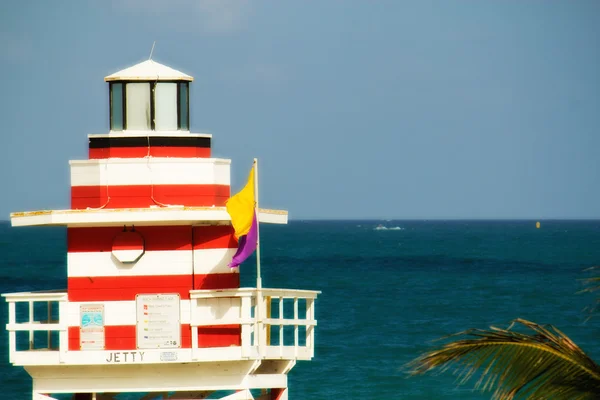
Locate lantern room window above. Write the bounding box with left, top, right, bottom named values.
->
left=126, top=83, right=151, bottom=130
left=110, top=83, right=124, bottom=131
left=178, top=82, right=189, bottom=130
left=155, top=83, right=177, bottom=131
left=110, top=81, right=190, bottom=132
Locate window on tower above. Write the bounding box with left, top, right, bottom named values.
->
left=154, top=83, right=177, bottom=131
left=178, top=82, right=189, bottom=130
left=109, top=81, right=190, bottom=132
left=110, top=83, right=124, bottom=131
left=126, top=83, right=151, bottom=130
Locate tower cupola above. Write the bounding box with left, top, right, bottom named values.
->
left=105, top=59, right=193, bottom=132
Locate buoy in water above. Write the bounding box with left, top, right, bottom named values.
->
left=536, top=221, right=541, bottom=229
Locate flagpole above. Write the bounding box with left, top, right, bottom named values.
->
left=253, top=158, right=261, bottom=290
left=253, top=158, right=265, bottom=356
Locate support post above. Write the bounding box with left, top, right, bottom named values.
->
left=8, top=301, right=16, bottom=363
left=306, top=298, right=315, bottom=358
left=279, top=297, right=284, bottom=357
left=293, top=298, right=298, bottom=358
left=47, top=301, right=52, bottom=349
left=58, top=301, right=68, bottom=363
left=191, top=325, right=199, bottom=360
left=241, top=295, right=252, bottom=357
left=29, top=300, right=34, bottom=349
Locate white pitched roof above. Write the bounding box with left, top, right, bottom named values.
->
left=104, top=60, right=193, bottom=82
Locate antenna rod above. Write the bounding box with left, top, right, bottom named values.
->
left=149, top=41, right=156, bottom=60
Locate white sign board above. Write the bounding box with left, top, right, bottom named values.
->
left=136, top=294, right=181, bottom=349
left=80, top=304, right=105, bottom=350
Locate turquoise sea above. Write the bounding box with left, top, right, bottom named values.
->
left=1, top=220, right=600, bottom=399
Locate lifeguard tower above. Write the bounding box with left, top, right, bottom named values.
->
left=3, top=59, right=319, bottom=400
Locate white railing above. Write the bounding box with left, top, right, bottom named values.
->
left=2, top=290, right=69, bottom=364
left=261, top=288, right=317, bottom=360
left=3, top=287, right=319, bottom=365
left=189, top=288, right=319, bottom=361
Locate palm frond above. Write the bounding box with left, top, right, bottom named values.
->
left=578, top=268, right=600, bottom=294
left=408, top=319, right=600, bottom=399
left=578, top=268, right=600, bottom=319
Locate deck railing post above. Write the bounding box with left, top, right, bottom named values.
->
left=8, top=301, right=16, bottom=363
left=265, top=296, right=271, bottom=346
left=259, top=294, right=268, bottom=357
left=293, top=297, right=299, bottom=358
left=191, top=325, right=199, bottom=360
left=58, top=300, right=68, bottom=363
left=241, top=296, right=252, bottom=357
left=278, top=296, right=284, bottom=357
left=47, top=301, right=52, bottom=349
left=251, top=296, right=258, bottom=348
left=28, top=301, right=34, bottom=350
left=306, top=298, right=315, bottom=358
left=190, top=298, right=198, bottom=360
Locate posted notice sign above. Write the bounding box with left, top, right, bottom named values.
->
left=80, top=304, right=105, bottom=350
left=136, top=294, right=181, bottom=349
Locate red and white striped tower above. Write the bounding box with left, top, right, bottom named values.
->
left=4, top=59, right=319, bottom=400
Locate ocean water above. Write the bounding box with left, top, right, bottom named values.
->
left=1, top=220, right=600, bottom=399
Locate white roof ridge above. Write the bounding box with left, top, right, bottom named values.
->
left=105, top=59, right=193, bottom=82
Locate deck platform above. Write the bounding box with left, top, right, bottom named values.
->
left=4, top=287, right=318, bottom=399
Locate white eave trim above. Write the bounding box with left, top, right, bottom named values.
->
left=89, top=132, right=213, bottom=139
left=10, top=207, right=288, bottom=227
left=105, top=75, right=193, bottom=82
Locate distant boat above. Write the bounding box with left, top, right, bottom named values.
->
left=374, top=224, right=404, bottom=231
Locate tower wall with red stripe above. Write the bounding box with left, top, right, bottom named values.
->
left=67, top=133, right=242, bottom=351
left=70, top=155, right=230, bottom=210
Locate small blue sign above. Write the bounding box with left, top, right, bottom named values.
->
left=81, top=313, right=92, bottom=327
left=81, top=308, right=104, bottom=327
left=93, top=313, right=103, bottom=325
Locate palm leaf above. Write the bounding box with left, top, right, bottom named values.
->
left=579, top=269, right=600, bottom=318
left=408, top=319, right=600, bottom=399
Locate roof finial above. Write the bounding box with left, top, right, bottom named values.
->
left=149, top=41, right=156, bottom=60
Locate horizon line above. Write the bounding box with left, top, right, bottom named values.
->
left=2, top=217, right=600, bottom=224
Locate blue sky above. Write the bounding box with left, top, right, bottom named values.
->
left=1, top=1, right=598, bottom=219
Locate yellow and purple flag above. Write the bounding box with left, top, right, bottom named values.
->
left=226, top=166, right=258, bottom=268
